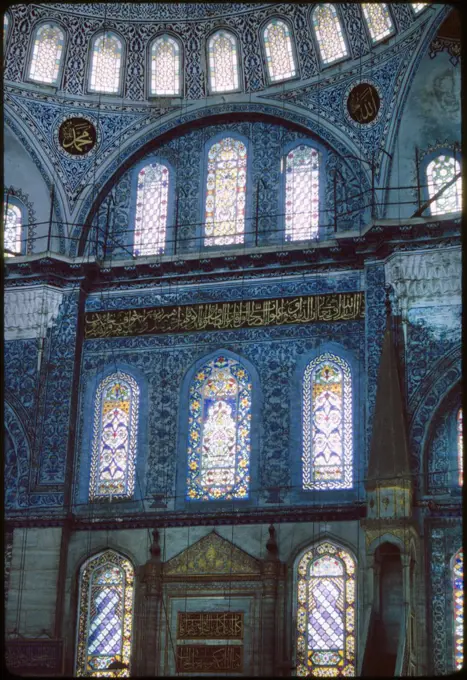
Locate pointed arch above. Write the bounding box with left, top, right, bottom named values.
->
left=149, top=34, right=182, bottom=96
left=311, top=4, right=348, bottom=66
left=88, top=31, right=123, bottom=94
left=451, top=548, right=463, bottom=671
left=284, top=142, right=320, bottom=241
left=263, top=18, right=297, bottom=82
left=27, top=22, right=65, bottom=85
left=426, top=154, right=462, bottom=215
left=207, top=30, right=240, bottom=93
left=133, top=161, right=170, bottom=256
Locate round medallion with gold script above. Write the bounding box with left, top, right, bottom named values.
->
left=347, top=83, right=380, bottom=125
left=58, top=117, right=97, bottom=156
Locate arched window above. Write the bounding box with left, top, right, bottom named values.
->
left=458, top=408, right=463, bottom=487
left=186, top=355, right=252, bottom=501
left=284, top=144, right=320, bottom=241
left=208, top=30, right=239, bottom=93
left=302, top=353, right=353, bottom=490
left=4, top=13, right=9, bottom=43
left=452, top=548, right=463, bottom=671
left=150, top=35, right=181, bottom=96
left=412, top=3, right=428, bottom=14
left=204, top=137, right=247, bottom=246
left=426, top=154, right=462, bottom=215
left=28, top=23, right=65, bottom=85
left=362, top=4, right=394, bottom=43
left=75, top=550, right=134, bottom=677
left=89, top=373, right=139, bottom=501
left=311, top=4, right=348, bottom=65
left=133, top=162, right=170, bottom=256
left=3, top=201, right=23, bottom=256
left=263, top=19, right=297, bottom=82
left=296, top=541, right=356, bottom=676
left=89, top=32, right=123, bottom=94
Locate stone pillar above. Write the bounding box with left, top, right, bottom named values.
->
left=259, top=525, right=280, bottom=676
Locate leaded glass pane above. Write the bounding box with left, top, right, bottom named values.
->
left=186, top=355, right=251, bottom=501
left=89, top=32, right=122, bottom=94
left=204, top=137, right=247, bottom=246
left=75, top=550, right=134, bottom=677
left=133, top=163, right=169, bottom=256
left=302, top=353, right=353, bottom=490
left=150, top=35, right=181, bottom=96
left=208, top=31, right=239, bottom=93
left=4, top=203, right=22, bottom=256
left=427, top=155, right=462, bottom=215
left=458, top=408, right=463, bottom=487
left=297, top=543, right=356, bottom=677
left=362, top=4, right=394, bottom=43
left=285, top=144, right=319, bottom=241
left=312, top=5, right=348, bottom=65
left=263, top=19, right=296, bottom=82
left=89, top=373, right=139, bottom=501
left=412, top=3, right=427, bottom=14
left=453, top=549, right=463, bottom=671
left=28, top=23, right=64, bottom=85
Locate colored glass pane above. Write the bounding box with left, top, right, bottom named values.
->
left=303, top=353, right=352, bottom=490
left=186, top=355, right=251, bottom=501
left=458, top=408, right=463, bottom=487
left=285, top=144, right=320, bottom=241
left=4, top=14, right=9, bottom=42
left=150, top=35, right=181, bottom=96
left=362, top=4, right=394, bottom=43
left=427, top=155, right=462, bottom=215
left=208, top=31, right=239, bottom=93
left=204, top=137, right=247, bottom=246
left=453, top=549, right=463, bottom=671
left=89, top=373, right=139, bottom=501
left=75, top=550, right=134, bottom=677
left=89, top=33, right=122, bottom=94
left=4, top=203, right=22, bottom=256
left=263, top=19, right=296, bottom=82
left=133, top=163, right=169, bottom=256
left=297, top=542, right=356, bottom=677
left=312, top=5, right=348, bottom=65
left=28, top=23, right=64, bottom=85
left=412, top=3, right=427, bottom=14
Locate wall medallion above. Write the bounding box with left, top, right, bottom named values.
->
left=347, top=83, right=381, bottom=124
left=58, top=117, right=97, bottom=156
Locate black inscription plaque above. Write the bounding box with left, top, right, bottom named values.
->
left=347, top=83, right=380, bottom=124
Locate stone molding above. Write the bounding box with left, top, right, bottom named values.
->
left=4, top=285, right=64, bottom=340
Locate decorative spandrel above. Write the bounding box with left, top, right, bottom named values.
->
left=89, top=373, right=139, bottom=501
left=177, top=612, right=243, bottom=640
left=186, top=356, right=251, bottom=500
left=151, top=35, right=181, bottom=96
left=285, top=145, right=319, bottom=241
left=312, top=5, right=348, bottom=65
left=427, top=155, right=462, bottom=215
left=133, top=163, right=169, bottom=256
left=453, top=548, right=463, bottom=671
left=208, top=31, right=239, bottom=93
left=362, top=4, right=394, bottom=43
left=4, top=203, right=22, bottom=256
left=302, top=353, right=353, bottom=490
left=28, top=23, right=64, bottom=85
left=204, top=137, right=247, bottom=246
left=75, top=551, right=134, bottom=677
left=263, top=19, right=296, bottom=82
left=89, top=32, right=122, bottom=94
left=296, top=542, right=356, bottom=677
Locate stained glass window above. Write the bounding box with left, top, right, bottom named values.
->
left=263, top=19, right=297, bottom=82
left=312, top=5, right=348, bottom=65
left=285, top=144, right=320, bottom=241
left=186, top=355, right=252, bottom=501
left=362, top=4, right=394, bottom=43
left=458, top=408, right=463, bottom=487
left=133, top=163, right=170, bottom=256
left=303, top=353, right=353, bottom=490
left=28, top=23, right=65, bottom=85
left=427, top=155, right=462, bottom=215
left=4, top=13, right=9, bottom=43
left=204, top=137, right=247, bottom=246
left=4, top=203, right=22, bottom=256
left=208, top=31, right=239, bottom=93
left=75, top=550, right=134, bottom=677
left=89, top=32, right=123, bottom=94
left=150, top=35, right=181, bottom=96
left=453, top=548, right=463, bottom=671
left=412, top=3, right=428, bottom=14
left=297, top=541, right=356, bottom=677
left=89, top=373, right=139, bottom=501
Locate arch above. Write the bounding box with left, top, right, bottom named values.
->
left=207, top=29, right=241, bottom=94
left=4, top=400, right=31, bottom=509
left=132, top=160, right=172, bottom=256
left=311, top=4, right=348, bottom=66
left=425, top=153, right=462, bottom=216
left=74, top=549, right=135, bottom=677
left=451, top=547, right=463, bottom=671
left=283, top=141, right=320, bottom=241
left=88, top=31, right=124, bottom=94
left=27, top=21, right=65, bottom=85
left=149, top=33, right=182, bottom=96
left=425, top=383, right=462, bottom=494
left=362, top=3, right=394, bottom=44
left=262, top=17, right=297, bottom=83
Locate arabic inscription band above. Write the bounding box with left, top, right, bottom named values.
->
left=347, top=82, right=381, bottom=124
left=58, top=117, right=97, bottom=155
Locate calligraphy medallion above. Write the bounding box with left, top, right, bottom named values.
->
left=346, top=82, right=381, bottom=125
left=57, top=117, right=97, bottom=156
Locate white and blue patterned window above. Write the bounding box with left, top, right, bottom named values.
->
left=88, top=31, right=123, bottom=94
left=133, top=162, right=170, bottom=256
left=412, top=3, right=428, bottom=14
left=302, top=353, right=353, bottom=490
left=89, top=372, right=139, bottom=501
left=4, top=12, right=9, bottom=45
left=362, top=4, right=394, bottom=44
left=207, top=30, right=240, bottom=93
left=311, top=4, right=348, bottom=66
left=75, top=550, right=134, bottom=677
left=263, top=18, right=297, bottom=82
left=28, top=22, right=65, bottom=85
left=452, top=547, right=463, bottom=671
left=150, top=34, right=181, bottom=96
left=426, top=154, right=462, bottom=215
left=3, top=198, right=25, bottom=256
left=284, top=144, right=320, bottom=241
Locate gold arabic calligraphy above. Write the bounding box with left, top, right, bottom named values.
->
left=59, top=119, right=96, bottom=154
left=176, top=645, right=243, bottom=673
left=348, top=84, right=380, bottom=124
left=177, top=612, right=243, bottom=640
